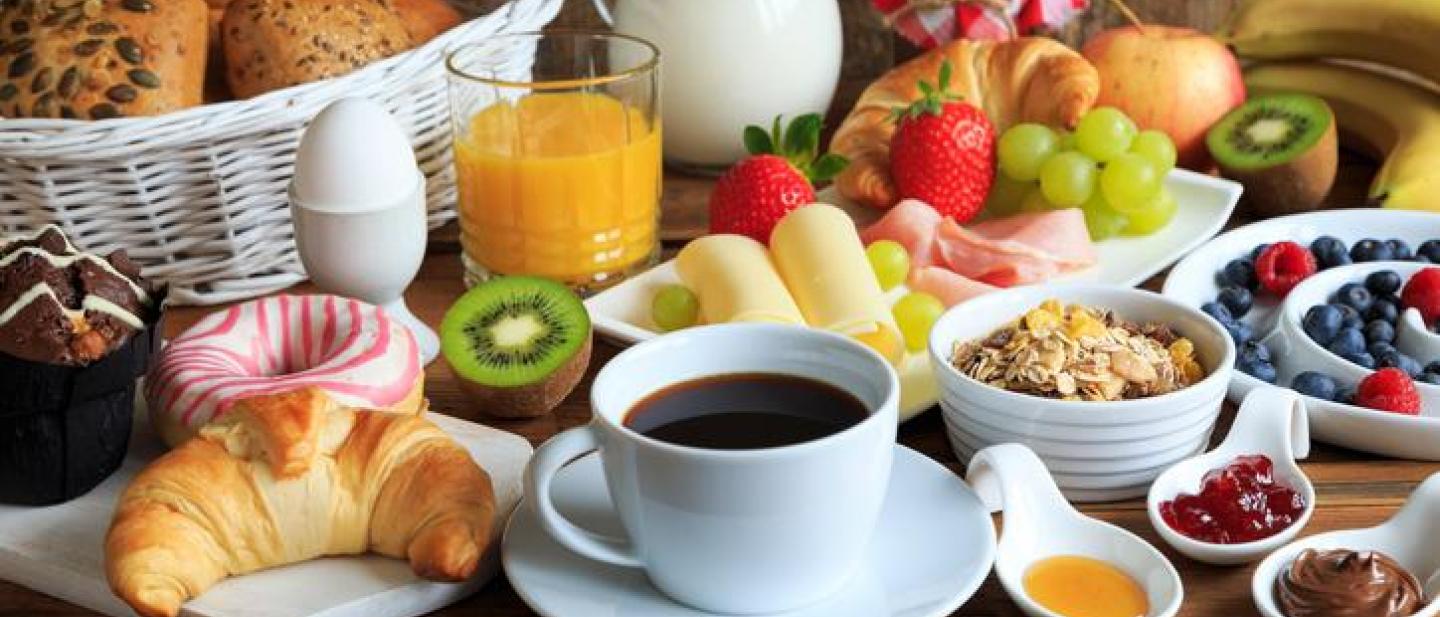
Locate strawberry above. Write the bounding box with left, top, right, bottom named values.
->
left=1401, top=267, right=1440, bottom=325
left=709, top=114, right=848, bottom=244
left=888, top=60, right=995, bottom=223
left=1354, top=367, right=1421, bottom=415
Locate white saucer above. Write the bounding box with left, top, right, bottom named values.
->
left=502, top=445, right=997, bottom=617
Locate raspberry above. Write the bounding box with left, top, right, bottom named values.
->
left=1254, top=241, right=1317, bottom=297
left=1354, top=367, right=1421, bottom=415
left=1400, top=267, right=1440, bottom=325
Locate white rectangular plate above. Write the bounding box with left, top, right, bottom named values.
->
left=589, top=168, right=1241, bottom=345
left=0, top=408, right=532, bottom=617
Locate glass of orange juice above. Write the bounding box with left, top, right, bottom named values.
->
left=446, top=32, right=661, bottom=293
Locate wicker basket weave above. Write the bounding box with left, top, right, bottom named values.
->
left=0, top=0, right=562, bottom=306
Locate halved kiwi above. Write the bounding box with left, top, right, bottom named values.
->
left=1207, top=93, right=1337, bottom=217
left=441, top=276, right=592, bottom=418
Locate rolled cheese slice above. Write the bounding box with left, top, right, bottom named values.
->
left=770, top=204, right=904, bottom=365
left=675, top=234, right=804, bottom=325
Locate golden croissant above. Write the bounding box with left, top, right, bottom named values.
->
left=105, top=388, right=496, bottom=617
left=831, top=36, right=1100, bottom=210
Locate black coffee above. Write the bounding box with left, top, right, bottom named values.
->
left=624, top=373, right=869, bottom=450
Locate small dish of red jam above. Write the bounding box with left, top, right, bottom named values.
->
left=1159, top=454, right=1306, bottom=544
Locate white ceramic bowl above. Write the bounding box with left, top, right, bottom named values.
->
left=930, top=284, right=1235, bottom=501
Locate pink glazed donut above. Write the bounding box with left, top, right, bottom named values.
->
left=146, top=294, right=423, bottom=446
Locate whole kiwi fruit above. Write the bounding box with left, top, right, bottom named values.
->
left=1206, top=93, right=1338, bottom=217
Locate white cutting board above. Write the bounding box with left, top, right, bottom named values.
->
left=0, top=405, right=533, bottom=617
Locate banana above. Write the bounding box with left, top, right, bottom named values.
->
left=1221, top=0, right=1440, bottom=87
left=1243, top=62, right=1440, bottom=212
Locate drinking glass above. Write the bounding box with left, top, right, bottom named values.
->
left=447, top=32, right=661, bottom=293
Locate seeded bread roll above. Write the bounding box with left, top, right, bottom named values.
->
left=0, top=0, right=208, bottom=120
left=221, top=0, right=414, bottom=99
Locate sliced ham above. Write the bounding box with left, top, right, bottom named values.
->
left=934, top=208, right=1097, bottom=287
left=908, top=267, right=999, bottom=307
left=859, top=199, right=944, bottom=268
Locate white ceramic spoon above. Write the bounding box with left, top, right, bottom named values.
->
left=1396, top=306, right=1440, bottom=367
left=1147, top=386, right=1315, bottom=565
left=1252, top=472, right=1440, bottom=617
left=966, top=443, right=1184, bottom=617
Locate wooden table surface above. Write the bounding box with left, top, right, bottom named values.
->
left=3, top=158, right=1434, bottom=617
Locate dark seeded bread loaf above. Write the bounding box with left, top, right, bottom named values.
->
left=0, top=0, right=208, bottom=119
left=221, top=0, right=414, bottom=99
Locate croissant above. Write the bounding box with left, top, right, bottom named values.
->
left=105, top=388, right=496, bottom=617
left=832, top=37, right=1100, bottom=210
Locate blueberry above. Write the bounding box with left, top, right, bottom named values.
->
left=1310, top=236, right=1352, bottom=269
left=1336, top=386, right=1356, bottom=404
left=1220, top=258, right=1259, bottom=291
left=1427, top=360, right=1440, bottom=375
left=1303, top=304, right=1344, bottom=345
left=1377, top=350, right=1424, bottom=377
left=1369, top=342, right=1397, bottom=360
left=1201, top=301, right=1234, bottom=325
left=1421, top=372, right=1440, bottom=386
left=1388, top=239, right=1414, bottom=261
left=1367, top=298, right=1400, bottom=324
left=1336, top=304, right=1365, bottom=329
left=1419, top=239, right=1440, bottom=263
left=1418, top=254, right=1435, bottom=264
left=1227, top=320, right=1255, bottom=345
left=1238, top=357, right=1277, bottom=383
left=1327, top=327, right=1366, bottom=357
left=1336, top=283, right=1373, bottom=314
left=1365, top=319, right=1396, bottom=344
left=1240, top=340, right=1272, bottom=364
left=1366, top=270, right=1403, bottom=295
left=1249, top=244, right=1271, bottom=262
left=1291, top=371, right=1339, bottom=401
left=1351, top=238, right=1395, bottom=262
left=1341, top=351, right=1377, bottom=369
left=1217, top=286, right=1253, bottom=319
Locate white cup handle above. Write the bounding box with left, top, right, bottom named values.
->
left=524, top=425, right=642, bottom=567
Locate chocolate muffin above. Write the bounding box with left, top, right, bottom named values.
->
left=0, top=225, right=164, bottom=506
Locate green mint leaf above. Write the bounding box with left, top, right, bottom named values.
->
left=743, top=125, right=774, bottom=155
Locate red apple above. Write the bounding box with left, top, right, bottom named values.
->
left=1082, top=25, right=1245, bottom=170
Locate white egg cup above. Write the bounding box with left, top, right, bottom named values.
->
left=288, top=98, right=439, bottom=365
left=1251, top=472, right=1440, bottom=617
left=966, top=443, right=1184, bottom=617
left=1267, top=261, right=1440, bottom=460
left=1148, top=386, right=1315, bottom=565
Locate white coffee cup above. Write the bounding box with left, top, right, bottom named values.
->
left=524, top=323, right=899, bottom=614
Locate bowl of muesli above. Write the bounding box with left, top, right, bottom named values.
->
left=929, top=285, right=1235, bottom=501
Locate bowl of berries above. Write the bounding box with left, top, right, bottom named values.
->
left=1162, top=209, right=1440, bottom=459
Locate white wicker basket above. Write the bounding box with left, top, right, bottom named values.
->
left=0, top=0, right=562, bottom=306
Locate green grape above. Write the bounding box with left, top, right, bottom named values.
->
left=651, top=284, right=699, bottom=332
left=1075, top=106, right=1136, bottom=162
left=1130, top=129, right=1177, bottom=173
left=1038, top=151, right=1097, bottom=208
left=893, top=292, right=945, bottom=352
left=1080, top=191, right=1128, bottom=241
left=1100, top=152, right=1163, bottom=214
left=1057, top=130, right=1076, bottom=152
left=865, top=240, right=911, bottom=291
left=984, top=174, right=1034, bottom=217
left=1122, top=187, right=1178, bottom=236
left=1019, top=187, right=1054, bottom=213
left=998, top=123, right=1059, bottom=182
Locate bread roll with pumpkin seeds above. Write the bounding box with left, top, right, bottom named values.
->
left=0, top=0, right=208, bottom=119
left=220, top=0, right=414, bottom=99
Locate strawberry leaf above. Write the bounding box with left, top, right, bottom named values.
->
left=809, top=153, right=849, bottom=184
left=783, top=113, right=823, bottom=161
left=744, top=125, right=774, bottom=155
left=891, top=59, right=960, bottom=123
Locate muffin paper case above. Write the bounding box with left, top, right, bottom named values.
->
left=0, top=299, right=165, bottom=506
